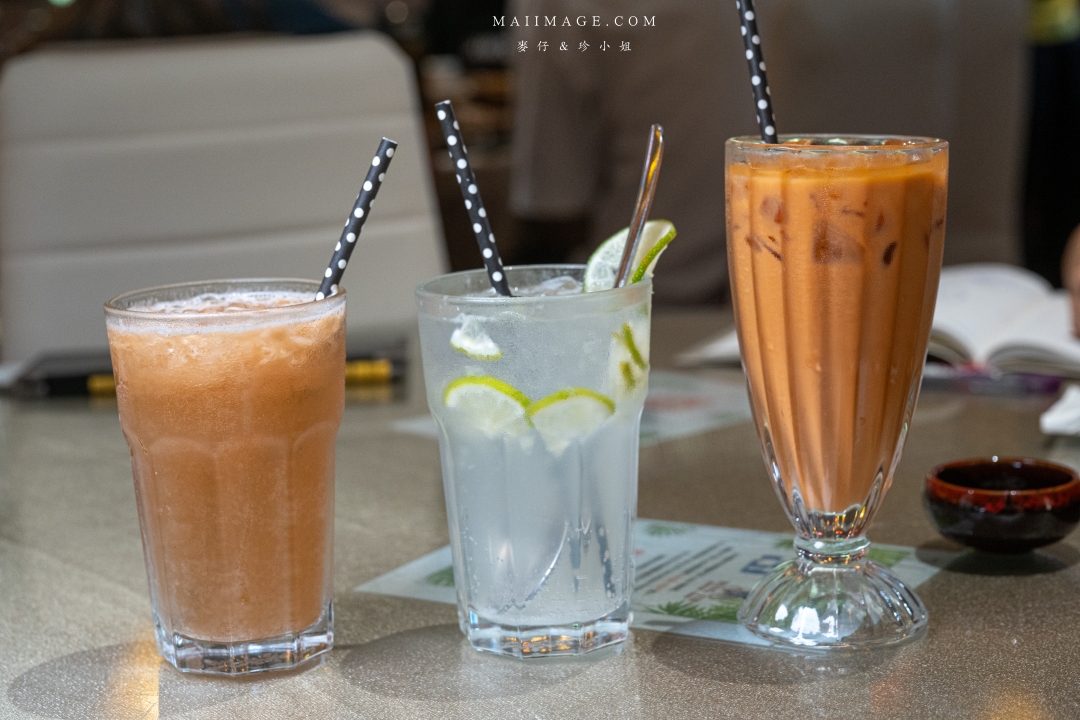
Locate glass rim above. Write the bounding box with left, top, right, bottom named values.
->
left=927, top=457, right=1080, bottom=498
left=103, top=277, right=343, bottom=321
left=727, top=134, right=947, bottom=152
left=415, top=264, right=651, bottom=305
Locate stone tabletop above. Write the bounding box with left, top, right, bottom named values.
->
left=2, top=309, right=1078, bottom=719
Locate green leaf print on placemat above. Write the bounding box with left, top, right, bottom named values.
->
left=867, top=547, right=910, bottom=568
left=644, top=599, right=744, bottom=624
left=643, top=523, right=691, bottom=537
left=769, top=537, right=911, bottom=568
left=425, top=566, right=455, bottom=587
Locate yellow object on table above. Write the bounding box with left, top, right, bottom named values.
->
left=87, top=374, right=116, bottom=397
left=345, top=358, right=394, bottom=385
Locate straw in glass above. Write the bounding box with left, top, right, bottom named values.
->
left=615, top=124, right=664, bottom=288
left=736, top=0, right=778, bottom=143
left=317, top=137, right=398, bottom=300
left=434, top=100, right=513, bottom=297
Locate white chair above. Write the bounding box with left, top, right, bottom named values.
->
left=0, top=31, right=446, bottom=364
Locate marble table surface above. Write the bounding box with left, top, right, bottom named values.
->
left=2, top=309, right=1078, bottom=719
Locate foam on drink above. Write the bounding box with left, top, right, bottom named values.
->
left=129, top=290, right=316, bottom=315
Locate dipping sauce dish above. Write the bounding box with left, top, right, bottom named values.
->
left=924, top=457, right=1080, bottom=554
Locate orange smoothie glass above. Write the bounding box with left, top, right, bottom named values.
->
left=727, top=136, right=947, bottom=648
left=105, top=279, right=345, bottom=674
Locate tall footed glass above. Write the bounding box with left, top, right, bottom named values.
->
left=727, top=135, right=947, bottom=648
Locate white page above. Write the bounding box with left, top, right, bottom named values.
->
left=986, top=291, right=1080, bottom=371
left=933, top=263, right=1052, bottom=361
left=675, top=328, right=741, bottom=366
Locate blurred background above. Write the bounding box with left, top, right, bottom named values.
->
left=0, top=0, right=1073, bottom=365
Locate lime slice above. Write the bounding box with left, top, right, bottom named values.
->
left=618, top=321, right=649, bottom=370
left=583, top=220, right=677, bottom=293
left=443, top=376, right=530, bottom=436
left=450, top=316, right=502, bottom=361
left=610, top=321, right=650, bottom=399
left=526, top=387, right=615, bottom=455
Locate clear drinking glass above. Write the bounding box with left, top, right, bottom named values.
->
left=727, top=136, right=948, bottom=647
left=416, top=265, right=651, bottom=658
left=105, top=279, right=345, bottom=674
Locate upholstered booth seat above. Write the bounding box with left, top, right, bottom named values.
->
left=0, top=32, right=446, bottom=364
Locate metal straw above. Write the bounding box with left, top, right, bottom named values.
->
left=317, top=137, right=398, bottom=300
left=434, top=100, right=513, bottom=297
left=736, top=0, right=778, bottom=143
left=615, top=124, right=665, bottom=288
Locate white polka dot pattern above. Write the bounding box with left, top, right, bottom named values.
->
left=318, top=136, right=398, bottom=299
left=434, top=99, right=512, bottom=297
left=736, top=0, right=778, bottom=143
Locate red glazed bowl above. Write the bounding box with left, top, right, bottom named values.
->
left=924, top=457, right=1080, bottom=553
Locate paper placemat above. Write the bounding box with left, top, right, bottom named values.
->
left=356, top=519, right=942, bottom=646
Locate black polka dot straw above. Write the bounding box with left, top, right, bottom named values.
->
left=736, top=0, right=778, bottom=143
left=434, top=100, right=513, bottom=297
left=317, top=137, right=398, bottom=300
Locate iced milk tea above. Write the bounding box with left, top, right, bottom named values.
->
left=727, top=135, right=947, bottom=648
left=728, top=136, right=947, bottom=523
left=105, top=279, right=345, bottom=674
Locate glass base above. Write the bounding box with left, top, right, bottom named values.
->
left=464, top=606, right=630, bottom=659
left=154, top=603, right=333, bottom=675
left=738, top=538, right=927, bottom=649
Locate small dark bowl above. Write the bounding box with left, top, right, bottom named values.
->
left=924, top=457, right=1080, bottom=553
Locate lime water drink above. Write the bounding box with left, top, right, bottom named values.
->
left=416, top=265, right=652, bottom=657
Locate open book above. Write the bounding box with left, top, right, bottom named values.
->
left=678, top=263, right=1080, bottom=378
